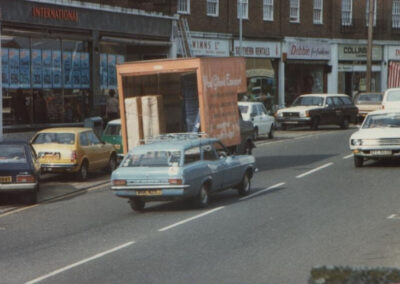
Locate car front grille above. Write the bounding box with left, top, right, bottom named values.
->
left=362, top=138, right=400, bottom=146
left=283, top=112, right=300, bottom=118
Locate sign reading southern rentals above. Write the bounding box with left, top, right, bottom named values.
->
left=233, top=40, right=280, bottom=58
left=339, top=44, right=383, bottom=61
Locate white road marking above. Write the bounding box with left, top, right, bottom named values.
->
left=0, top=204, right=39, bottom=218
left=343, top=154, right=354, bottom=159
left=387, top=214, right=398, bottom=219
left=25, top=241, right=135, bottom=284
left=296, top=162, right=334, bottom=179
left=158, top=206, right=224, bottom=232
left=240, top=182, right=286, bottom=201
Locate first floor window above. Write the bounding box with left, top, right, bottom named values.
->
left=207, top=0, right=219, bottom=16
left=263, top=0, right=274, bottom=21
left=365, top=0, right=377, bottom=27
left=290, top=0, right=300, bottom=23
left=393, top=0, right=400, bottom=28
left=313, top=0, right=323, bottom=24
left=237, top=0, right=248, bottom=19
left=178, top=0, right=190, bottom=14
left=342, top=0, right=353, bottom=26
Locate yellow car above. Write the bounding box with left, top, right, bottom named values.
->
left=31, top=128, right=117, bottom=180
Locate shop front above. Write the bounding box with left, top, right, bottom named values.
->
left=284, top=40, right=331, bottom=106
left=233, top=40, right=280, bottom=112
left=179, top=33, right=230, bottom=58
left=0, top=0, right=175, bottom=129
left=337, top=44, right=383, bottom=97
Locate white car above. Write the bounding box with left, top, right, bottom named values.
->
left=382, top=88, right=400, bottom=111
left=349, top=110, right=400, bottom=167
left=238, top=102, right=275, bottom=140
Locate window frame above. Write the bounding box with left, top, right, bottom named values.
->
left=365, top=0, right=377, bottom=27
left=207, top=0, right=219, bottom=17
left=341, top=0, right=353, bottom=26
left=313, top=0, right=323, bottom=24
left=263, top=0, right=274, bottom=21
left=290, top=0, right=300, bottom=23
left=393, top=0, right=400, bottom=28
left=237, top=0, right=249, bottom=20
left=177, top=0, right=190, bottom=14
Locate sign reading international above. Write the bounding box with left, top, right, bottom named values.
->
left=287, top=41, right=331, bottom=60
left=338, top=44, right=383, bottom=61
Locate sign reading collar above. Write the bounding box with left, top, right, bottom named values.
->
left=338, top=44, right=382, bottom=61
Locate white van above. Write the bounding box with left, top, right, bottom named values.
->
left=382, top=88, right=400, bottom=110
left=238, top=102, right=275, bottom=140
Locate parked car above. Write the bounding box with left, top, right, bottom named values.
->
left=276, top=94, right=358, bottom=130
left=382, top=88, right=400, bottom=111
left=238, top=101, right=275, bottom=139
left=111, top=134, right=257, bottom=212
left=353, top=92, right=383, bottom=123
left=350, top=110, right=400, bottom=167
left=31, top=128, right=117, bottom=180
left=101, top=119, right=124, bottom=161
left=0, top=141, right=40, bottom=204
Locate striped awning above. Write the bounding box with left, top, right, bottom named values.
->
left=388, top=61, right=400, bottom=88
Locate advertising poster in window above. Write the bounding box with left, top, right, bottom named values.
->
left=52, top=50, right=62, bottom=88
left=19, top=49, right=31, bottom=89
left=32, top=49, right=42, bottom=88
left=9, top=48, right=19, bottom=89
left=100, top=53, right=107, bottom=89
left=2, top=48, right=9, bottom=88
left=80, top=52, right=90, bottom=89
left=42, top=50, right=52, bottom=89
left=63, top=51, right=72, bottom=88
left=107, top=54, right=116, bottom=88
left=72, top=52, right=81, bottom=88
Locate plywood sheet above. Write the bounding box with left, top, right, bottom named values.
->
left=125, top=97, right=143, bottom=149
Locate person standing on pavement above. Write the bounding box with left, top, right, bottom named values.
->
left=105, top=89, right=119, bottom=121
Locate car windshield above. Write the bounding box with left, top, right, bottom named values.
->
left=0, top=145, right=27, bottom=163
left=239, top=105, right=249, bottom=114
left=33, top=133, right=75, bottom=144
left=355, top=93, right=383, bottom=105
left=292, top=96, right=324, bottom=106
left=386, top=90, right=400, bottom=102
left=362, top=113, right=400, bottom=128
left=121, top=150, right=182, bottom=167
left=104, top=124, right=121, bottom=136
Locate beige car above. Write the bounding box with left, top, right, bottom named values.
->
left=354, top=92, right=383, bottom=123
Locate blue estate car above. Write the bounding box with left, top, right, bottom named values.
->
left=111, top=134, right=257, bottom=212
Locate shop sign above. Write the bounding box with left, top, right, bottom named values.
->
left=233, top=40, right=280, bottom=58
left=32, top=6, right=78, bottom=22
left=388, top=46, right=400, bottom=60
left=190, top=38, right=230, bottom=57
left=287, top=41, right=331, bottom=60
left=339, top=44, right=382, bottom=61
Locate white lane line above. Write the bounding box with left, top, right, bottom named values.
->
left=387, top=214, right=398, bottom=220
left=158, top=206, right=224, bottom=232
left=296, top=162, right=334, bottom=179
left=25, top=241, right=135, bottom=284
left=240, top=182, right=286, bottom=201
left=343, top=154, right=354, bottom=159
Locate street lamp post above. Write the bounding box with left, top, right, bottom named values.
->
left=366, top=0, right=374, bottom=92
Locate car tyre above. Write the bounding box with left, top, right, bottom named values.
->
left=354, top=155, right=364, bottom=168
left=76, top=160, right=88, bottom=181
left=341, top=117, right=350, bottom=129
left=237, top=172, right=251, bottom=196
left=129, top=198, right=145, bottom=212
left=106, top=154, right=117, bottom=173
left=194, top=184, right=209, bottom=208
left=268, top=125, right=274, bottom=139
left=311, top=117, right=320, bottom=130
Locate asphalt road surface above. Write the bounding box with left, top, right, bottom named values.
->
left=2, top=127, right=400, bottom=284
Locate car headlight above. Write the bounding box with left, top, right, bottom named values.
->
left=351, top=139, right=363, bottom=146
left=299, top=111, right=309, bottom=118
left=276, top=112, right=283, bottom=118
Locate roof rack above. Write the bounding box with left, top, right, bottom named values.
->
left=142, top=132, right=208, bottom=144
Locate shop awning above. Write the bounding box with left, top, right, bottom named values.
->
left=388, top=61, right=400, bottom=88
left=101, top=36, right=171, bottom=47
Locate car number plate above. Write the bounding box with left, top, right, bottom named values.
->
left=136, top=189, right=162, bottom=196
left=371, top=150, right=392, bottom=156
left=0, top=176, right=12, bottom=183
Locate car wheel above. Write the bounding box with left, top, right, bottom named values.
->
left=341, top=117, right=350, bottom=129
left=106, top=154, right=117, bottom=173
left=237, top=172, right=251, bottom=196
left=194, top=184, right=209, bottom=208
left=253, top=128, right=259, bottom=140
left=354, top=155, right=364, bottom=168
left=268, top=125, right=274, bottom=139
left=311, top=117, right=320, bottom=130
left=129, top=198, right=145, bottom=212
left=76, top=160, right=88, bottom=181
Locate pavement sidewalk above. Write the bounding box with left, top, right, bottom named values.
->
left=3, top=131, right=36, bottom=142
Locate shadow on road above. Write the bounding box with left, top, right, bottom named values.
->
left=256, top=154, right=337, bottom=171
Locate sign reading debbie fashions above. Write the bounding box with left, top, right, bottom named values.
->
left=339, top=44, right=382, bottom=61
left=287, top=41, right=331, bottom=60
left=32, top=6, right=78, bottom=22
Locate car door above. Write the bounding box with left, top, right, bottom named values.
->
left=332, top=96, right=345, bottom=123
left=79, top=131, right=96, bottom=168
left=201, top=143, right=224, bottom=191
left=259, top=104, right=274, bottom=133
left=323, top=97, right=337, bottom=124
left=87, top=131, right=107, bottom=169
left=214, top=141, right=242, bottom=189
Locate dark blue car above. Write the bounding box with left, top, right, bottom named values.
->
left=0, top=141, right=41, bottom=204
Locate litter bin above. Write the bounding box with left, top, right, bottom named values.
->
left=84, top=116, right=103, bottom=138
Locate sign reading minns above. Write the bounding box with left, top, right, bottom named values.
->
left=32, top=6, right=78, bottom=22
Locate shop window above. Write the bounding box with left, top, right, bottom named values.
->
left=393, top=0, right=400, bottom=28
left=178, top=0, right=190, bottom=14
left=365, top=0, right=377, bottom=27
left=290, top=0, right=300, bottom=23
left=341, top=0, right=353, bottom=26
left=313, top=0, right=323, bottom=24
left=237, top=0, right=249, bottom=20
left=263, top=0, right=274, bottom=21
left=207, top=0, right=219, bottom=17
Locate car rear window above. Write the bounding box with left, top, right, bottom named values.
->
left=0, top=145, right=27, bottom=163
left=33, top=133, right=75, bottom=145
left=121, top=150, right=181, bottom=167
left=239, top=105, right=249, bottom=114
left=355, top=93, right=382, bottom=105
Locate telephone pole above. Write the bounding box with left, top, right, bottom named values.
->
left=366, top=0, right=374, bottom=92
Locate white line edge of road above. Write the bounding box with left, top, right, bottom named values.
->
left=343, top=154, right=354, bottom=159
left=158, top=206, right=225, bottom=232
left=296, top=162, right=334, bottom=179
left=25, top=241, right=135, bottom=284
left=240, top=182, right=286, bottom=201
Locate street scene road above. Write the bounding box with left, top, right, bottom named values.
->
left=1, top=127, right=400, bottom=284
